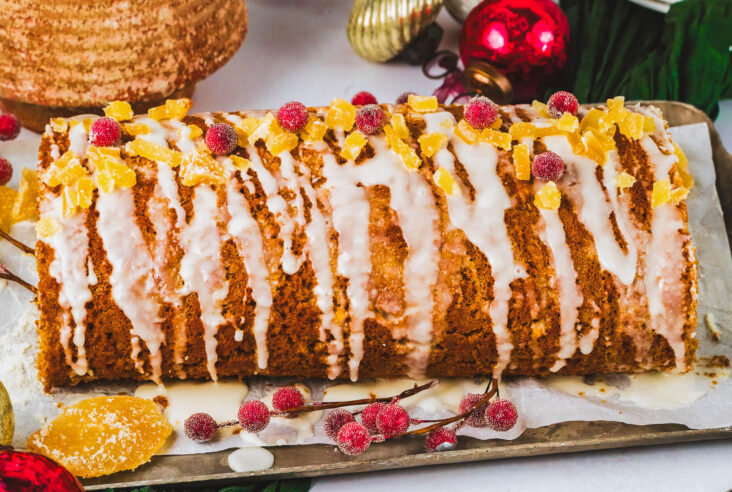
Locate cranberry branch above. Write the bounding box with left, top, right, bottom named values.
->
left=0, top=229, right=34, bottom=255
left=0, top=264, right=37, bottom=294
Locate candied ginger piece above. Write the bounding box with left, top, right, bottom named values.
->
left=57, top=161, right=87, bottom=186
left=508, top=121, right=536, bottom=140
left=82, top=118, right=93, bottom=133
left=342, top=131, right=368, bottom=160
left=480, top=128, right=512, bottom=150
left=554, top=113, right=579, bottom=132
left=672, top=142, right=694, bottom=189
left=27, top=396, right=172, bottom=479
left=606, top=96, right=625, bottom=120
left=455, top=119, right=480, bottom=144
left=238, top=116, right=262, bottom=136
left=325, top=98, right=356, bottom=131
left=651, top=179, right=671, bottom=207
left=390, top=113, right=410, bottom=140
left=617, top=111, right=645, bottom=140
left=616, top=171, right=636, bottom=190
left=124, top=122, right=150, bottom=136
left=491, top=117, right=503, bottom=130
left=185, top=124, right=203, bottom=140
left=75, top=177, right=94, bottom=209
left=534, top=181, right=561, bottom=210
left=532, top=100, right=551, bottom=118
left=248, top=112, right=276, bottom=143
left=391, top=138, right=420, bottom=170
left=148, top=98, right=192, bottom=121
left=44, top=151, right=78, bottom=187
left=91, top=146, right=136, bottom=193
left=36, top=216, right=61, bottom=238
left=670, top=187, right=689, bottom=204
left=301, top=116, right=327, bottom=143
left=643, top=115, right=656, bottom=133
left=266, top=128, right=299, bottom=156
left=407, top=94, right=438, bottom=113
left=127, top=138, right=182, bottom=167
left=418, top=132, right=448, bottom=157
left=12, top=168, right=39, bottom=223
left=512, top=144, right=531, bottom=180
left=230, top=155, right=250, bottom=171
left=433, top=166, right=460, bottom=195
left=440, top=118, right=455, bottom=129
left=104, top=101, right=134, bottom=122
left=0, top=186, right=18, bottom=232
left=180, top=147, right=225, bottom=186
left=50, top=118, right=68, bottom=133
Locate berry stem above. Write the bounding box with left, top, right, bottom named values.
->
left=0, top=264, right=37, bottom=294
left=0, top=229, right=35, bottom=255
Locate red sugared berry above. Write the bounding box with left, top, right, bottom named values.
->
left=0, top=450, right=84, bottom=491
left=547, top=91, right=579, bottom=119
left=531, top=151, right=565, bottom=182
left=205, top=123, right=238, bottom=155
left=277, top=101, right=309, bottom=133
left=0, top=113, right=20, bottom=141
left=463, top=96, right=498, bottom=129
left=355, top=104, right=386, bottom=135
left=323, top=408, right=356, bottom=442
left=0, top=157, right=12, bottom=186
left=238, top=400, right=271, bottom=433
left=89, top=117, right=121, bottom=147
left=375, top=403, right=410, bottom=437
left=272, top=386, right=305, bottom=412
left=184, top=412, right=218, bottom=442
left=485, top=399, right=518, bottom=432
left=424, top=427, right=458, bottom=453
left=396, top=92, right=414, bottom=105
left=351, top=91, right=378, bottom=106
left=336, top=422, right=372, bottom=455
left=459, top=393, right=488, bottom=428
left=360, top=402, right=385, bottom=434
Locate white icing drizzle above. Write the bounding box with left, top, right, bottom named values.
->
left=96, top=187, right=164, bottom=381
left=177, top=185, right=230, bottom=380
left=543, top=135, right=637, bottom=285
left=68, top=118, right=92, bottom=157
left=424, top=112, right=525, bottom=379
left=136, top=117, right=171, bottom=148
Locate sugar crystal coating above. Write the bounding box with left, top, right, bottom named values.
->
left=547, top=91, right=579, bottom=118
left=375, top=403, right=410, bottom=437
left=336, top=422, right=371, bottom=455
left=0, top=114, right=20, bottom=141
left=205, top=123, right=238, bottom=155
left=277, top=101, right=309, bottom=133
left=459, top=393, right=488, bottom=427
left=351, top=91, right=378, bottom=106
left=184, top=412, right=218, bottom=442
left=355, top=104, right=386, bottom=135
left=272, top=386, right=305, bottom=412
left=0, top=157, right=11, bottom=186
left=484, top=399, right=518, bottom=432
left=360, top=402, right=385, bottom=434
left=424, top=427, right=457, bottom=453
left=238, top=400, right=271, bottom=433
left=464, top=96, right=498, bottom=129
left=89, top=117, right=122, bottom=147
left=532, top=152, right=565, bottom=182
left=323, top=408, right=356, bottom=441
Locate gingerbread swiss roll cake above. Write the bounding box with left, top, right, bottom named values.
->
left=34, top=96, right=698, bottom=390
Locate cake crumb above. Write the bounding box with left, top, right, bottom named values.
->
left=152, top=395, right=169, bottom=410
left=705, top=312, right=721, bottom=341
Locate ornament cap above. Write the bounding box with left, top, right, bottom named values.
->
left=462, top=61, right=514, bottom=105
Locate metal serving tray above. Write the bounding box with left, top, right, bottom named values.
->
left=83, top=101, right=732, bottom=490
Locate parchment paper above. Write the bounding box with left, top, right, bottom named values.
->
left=1, top=122, right=730, bottom=455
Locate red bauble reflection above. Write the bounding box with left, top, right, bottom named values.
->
left=0, top=450, right=83, bottom=492
left=459, top=0, right=570, bottom=101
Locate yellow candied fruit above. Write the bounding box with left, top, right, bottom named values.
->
left=230, top=155, right=250, bottom=171
left=237, top=116, right=262, bottom=136
left=617, top=111, right=645, bottom=140
left=57, top=162, right=88, bottom=186
left=672, top=142, right=694, bottom=189
left=342, top=131, right=368, bottom=161
left=27, top=396, right=172, bottom=479
left=407, top=94, right=439, bottom=113
left=186, top=124, right=203, bottom=140
left=580, top=108, right=614, bottom=134
left=179, top=147, right=225, bottom=186
left=391, top=138, right=421, bottom=170
left=440, top=118, right=455, bottom=129
left=616, top=171, right=636, bottom=190
left=508, top=121, right=537, bottom=140
left=265, top=127, right=299, bottom=156
left=390, top=113, right=410, bottom=140
left=480, top=128, right=512, bottom=150
left=90, top=147, right=136, bottom=194
left=670, top=187, right=689, bottom=204
left=581, top=130, right=611, bottom=164
left=0, top=186, right=18, bottom=232
left=50, top=118, right=68, bottom=133
left=148, top=98, right=192, bottom=121
left=104, top=101, right=134, bottom=122
left=433, top=166, right=460, bottom=195
left=127, top=138, right=182, bottom=167
left=123, top=122, right=150, bottom=136
left=512, top=144, right=531, bottom=180
left=325, top=98, right=356, bottom=131
left=534, top=181, right=562, bottom=210
left=248, top=112, right=276, bottom=143
left=643, top=115, right=656, bottom=133
left=418, top=132, right=448, bottom=157
left=606, top=96, right=625, bottom=120
left=532, top=100, right=551, bottom=118
left=82, top=118, right=93, bottom=133
left=300, top=116, right=327, bottom=144
left=554, top=113, right=579, bottom=133
left=43, top=151, right=83, bottom=187
left=36, top=216, right=61, bottom=238
left=455, top=119, right=480, bottom=144
left=491, top=117, right=503, bottom=130
left=12, top=168, right=39, bottom=223
left=651, top=179, right=671, bottom=207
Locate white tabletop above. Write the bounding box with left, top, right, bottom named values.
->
left=195, top=2, right=732, bottom=490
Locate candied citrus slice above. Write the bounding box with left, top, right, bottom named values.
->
left=248, top=112, right=277, bottom=143
left=554, top=113, right=579, bottom=132
left=390, top=138, right=420, bottom=170
left=104, top=101, right=134, bottom=122
left=480, top=128, right=512, bottom=150
left=617, top=111, right=645, bottom=140
left=148, top=98, right=192, bottom=121
left=27, top=396, right=172, bottom=479
left=390, top=114, right=410, bottom=140
left=12, top=167, right=39, bottom=223
left=265, top=123, right=299, bottom=156
left=325, top=98, right=356, bottom=131
left=512, top=144, right=531, bottom=181
left=616, top=171, right=636, bottom=190
left=127, top=138, right=182, bottom=167
left=418, top=132, right=447, bottom=157
left=508, top=121, right=536, bottom=140
left=301, top=116, right=327, bottom=144
left=407, top=94, right=438, bottom=113
left=0, top=186, right=18, bottom=232
left=124, top=122, right=150, bottom=136
left=433, top=166, right=459, bottom=195
left=180, top=147, right=225, bottom=186
left=651, top=179, right=671, bottom=207
left=455, top=119, right=480, bottom=144
left=532, top=100, right=551, bottom=118
left=342, top=131, right=368, bottom=160
left=230, top=155, right=250, bottom=171
left=534, top=182, right=561, bottom=210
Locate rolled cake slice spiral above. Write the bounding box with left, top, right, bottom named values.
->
left=34, top=96, right=698, bottom=390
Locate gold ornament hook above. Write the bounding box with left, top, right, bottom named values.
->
left=462, top=60, right=514, bottom=104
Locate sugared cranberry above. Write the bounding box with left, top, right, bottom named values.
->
left=351, top=91, right=378, bottom=106
left=424, top=427, right=458, bottom=453
left=0, top=450, right=83, bottom=491
left=0, top=157, right=12, bottom=186
left=375, top=403, right=410, bottom=437
left=355, top=104, right=386, bottom=135
left=361, top=402, right=385, bottom=434
left=184, top=412, right=218, bottom=442
left=272, top=386, right=305, bottom=412
left=531, top=151, right=565, bottom=182
left=89, top=117, right=121, bottom=147
left=485, top=399, right=518, bottom=432
left=205, top=123, right=238, bottom=155
left=323, top=408, right=356, bottom=441
left=238, top=400, right=271, bottom=433
left=277, top=101, right=309, bottom=133
left=463, top=96, right=498, bottom=129
left=459, top=393, right=488, bottom=428
left=396, top=92, right=414, bottom=105
left=547, top=91, right=579, bottom=118
left=0, top=113, right=20, bottom=141
left=336, top=422, right=372, bottom=455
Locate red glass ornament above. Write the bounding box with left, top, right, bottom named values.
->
left=0, top=450, right=83, bottom=492
left=459, top=0, right=570, bottom=101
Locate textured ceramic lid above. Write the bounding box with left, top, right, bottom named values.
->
left=0, top=0, right=248, bottom=107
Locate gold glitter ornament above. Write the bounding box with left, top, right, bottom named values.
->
left=0, top=380, right=13, bottom=447
left=347, top=0, right=444, bottom=62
